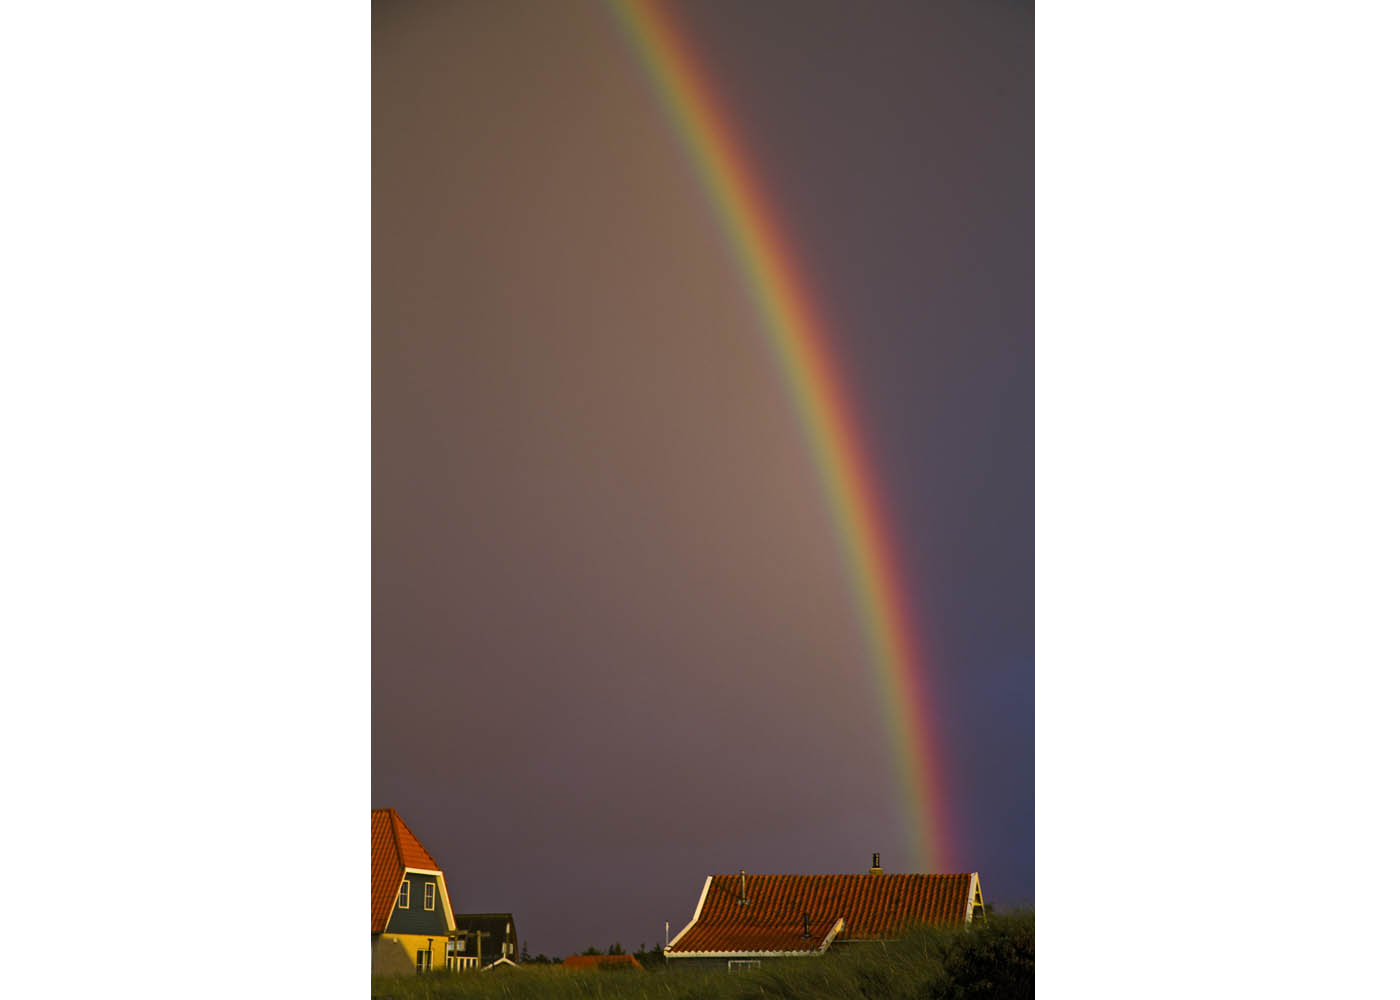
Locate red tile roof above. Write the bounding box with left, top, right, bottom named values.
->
left=667, top=873, right=977, bottom=955
left=563, top=954, right=646, bottom=971
left=371, top=808, right=443, bottom=932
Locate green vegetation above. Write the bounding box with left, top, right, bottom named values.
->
left=371, top=911, right=1032, bottom=1000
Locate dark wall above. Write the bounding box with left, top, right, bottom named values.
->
left=453, top=914, right=517, bottom=962
left=385, top=873, right=450, bottom=936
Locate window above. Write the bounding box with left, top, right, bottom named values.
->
left=424, top=882, right=436, bottom=910
left=416, top=949, right=431, bottom=973
left=729, top=959, right=761, bottom=972
left=398, top=879, right=410, bottom=908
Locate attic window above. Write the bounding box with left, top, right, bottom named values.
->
left=425, top=882, right=436, bottom=911
left=398, top=880, right=411, bottom=909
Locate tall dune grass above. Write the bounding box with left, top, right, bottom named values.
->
left=371, top=911, right=1032, bottom=1000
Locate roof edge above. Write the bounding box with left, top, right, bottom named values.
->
left=387, top=808, right=405, bottom=869
left=699, top=871, right=979, bottom=878
left=964, top=872, right=981, bottom=924
left=664, top=874, right=712, bottom=953
left=667, top=915, right=846, bottom=958
left=666, top=949, right=828, bottom=959
left=818, top=917, right=846, bottom=954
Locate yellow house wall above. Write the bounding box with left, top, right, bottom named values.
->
left=372, top=933, right=449, bottom=975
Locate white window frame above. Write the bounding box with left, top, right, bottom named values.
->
left=424, top=882, right=436, bottom=911
left=398, top=879, right=411, bottom=909
left=729, top=959, right=761, bottom=971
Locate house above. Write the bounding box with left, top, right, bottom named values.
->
left=563, top=953, right=646, bottom=971
left=664, top=855, right=985, bottom=969
left=448, top=913, right=518, bottom=969
left=370, top=808, right=457, bottom=975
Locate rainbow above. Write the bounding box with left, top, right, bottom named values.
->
left=605, top=0, right=953, bottom=872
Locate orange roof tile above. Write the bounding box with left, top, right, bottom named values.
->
left=371, top=808, right=443, bottom=932
left=668, top=873, right=976, bottom=955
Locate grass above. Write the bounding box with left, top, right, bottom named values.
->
left=371, top=911, right=1033, bottom=1000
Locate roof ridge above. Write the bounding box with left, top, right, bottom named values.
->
left=394, top=808, right=409, bottom=869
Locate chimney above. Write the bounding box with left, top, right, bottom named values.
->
left=870, top=852, right=883, bottom=875
left=739, top=869, right=748, bottom=906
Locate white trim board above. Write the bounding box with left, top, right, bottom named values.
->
left=964, top=872, right=982, bottom=924
left=664, top=875, right=712, bottom=952
left=666, top=918, right=846, bottom=959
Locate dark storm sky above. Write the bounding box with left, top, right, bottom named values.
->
left=373, top=0, right=1032, bottom=958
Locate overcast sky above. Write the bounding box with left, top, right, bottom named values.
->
left=373, top=0, right=1032, bottom=957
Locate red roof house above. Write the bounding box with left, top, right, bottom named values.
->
left=371, top=808, right=458, bottom=974
left=665, top=860, right=984, bottom=964
left=371, top=808, right=447, bottom=931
